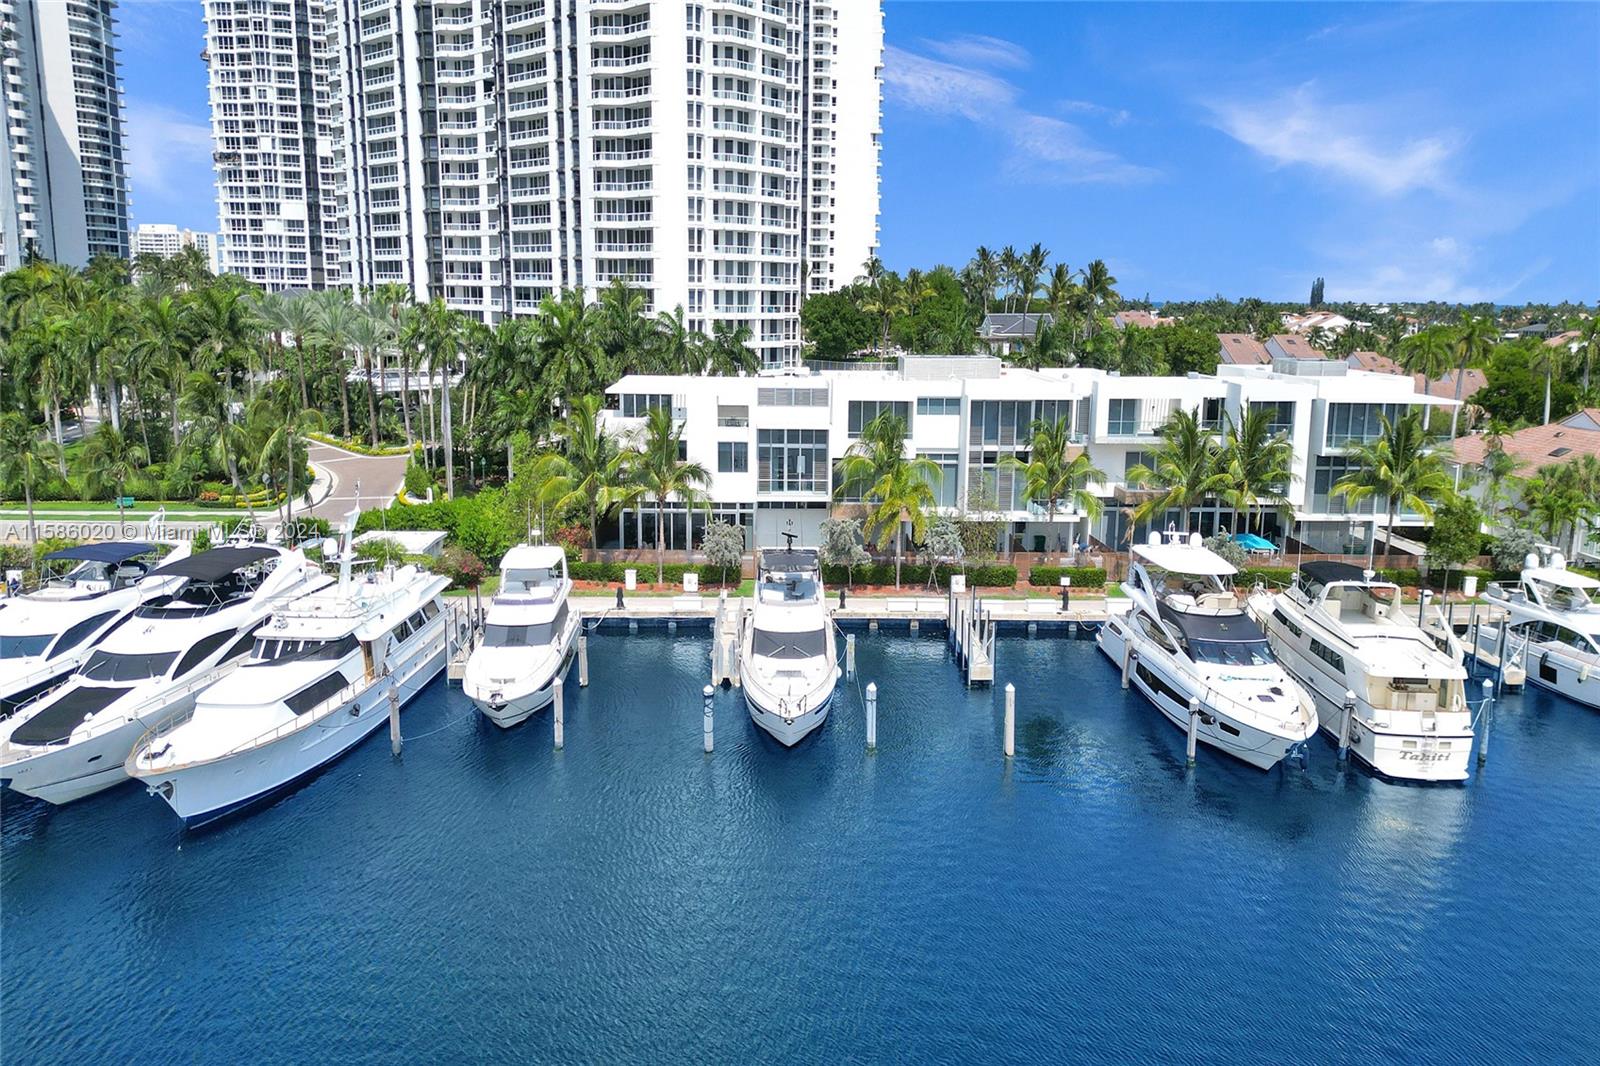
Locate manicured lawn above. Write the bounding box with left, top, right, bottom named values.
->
left=0, top=500, right=252, bottom=515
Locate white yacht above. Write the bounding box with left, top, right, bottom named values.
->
left=1, top=541, right=188, bottom=717
left=0, top=543, right=330, bottom=804
left=463, top=545, right=581, bottom=728
left=1097, top=531, right=1317, bottom=770
left=125, top=546, right=451, bottom=827
left=1249, top=562, right=1473, bottom=781
left=1477, top=551, right=1600, bottom=710
left=740, top=540, right=838, bottom=746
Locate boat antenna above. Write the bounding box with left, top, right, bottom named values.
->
left=781, top=530, right=797, bottom=550
left=338, top=508, right=358, bottom=591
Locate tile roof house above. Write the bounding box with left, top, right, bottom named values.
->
left=1345, top=350, right=1487, bottom=401
left=1264, top=334, right=1323, bottom=360
left=1452, top=408, right=1600, bottom=471
left=978, top=312, right=1052, bottom=355
left=1111, top=310, right=1176, bottom=330
left=1216, top=333, right=1272, bottom=366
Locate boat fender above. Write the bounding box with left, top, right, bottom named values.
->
left=349, top=702, right=361, bottom=718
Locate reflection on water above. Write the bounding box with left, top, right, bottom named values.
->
left=4, top=633, right=1598, bottom=1065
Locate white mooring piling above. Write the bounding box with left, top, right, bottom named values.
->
left=1477, top=677, right=1493, bottom=765
left=865, top=682, right=878, bottom=752
left=578, top=632, right=589, bottom=687
left=1121, top=643, right=1134, bottom=689
left=553, top=678, right=565, bottom=751
left=846, top=632, right=856, bottom=677
left=1003, top=683, right=1015, bottom=759
left=1337, top=689, right=1356, bottom=763
left=388, top=686, right=402, bottom=756
left=703, top=684, right=714, bottom=753
left=1185, top=695, right=1199, bottom=766
left=1495, top=621, right=1510, bottom=697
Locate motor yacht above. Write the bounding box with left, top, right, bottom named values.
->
left=1, top=540, right=188, bottom=717
left=0, top=543, right=330, bottom=804
left=1097, top=531, right=1316, bottom=770
left=1248, top=561, right=1473, bottom=781
left=125, top=541, right=451, bottom=827
left=740, top=538, right=837, bottom=746
left=463, top=545, right=581, bottom=728
left=1477, top=550, right=1600, bottom=710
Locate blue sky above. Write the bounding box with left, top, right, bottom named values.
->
left=118, top=2, right=1599, bottom=303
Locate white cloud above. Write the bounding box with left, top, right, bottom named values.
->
left=920, top=33, right=1030, bottom=71
left=1208, top=83, right=1458, bottom=196
left=883, top=45, right=1154, bottom=186
left=1059, top=99, right=1133, bottom=127
left=125, top=101, right=213, bottom=204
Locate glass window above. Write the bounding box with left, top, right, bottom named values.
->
left=619, top=393, right=672, bottom=417
left=284, top=672, right=350, bottom=716
left=847, top=400, right=911, bottom=437
left=916, top=396, right=960, bottom=417
left=49, top=612, right=119, bottom=658
left=1187, top=639, right=1274, bottom=666
left=174, top=630, right=237, bottom=678
left=751, top=627, right=826, bottom=659
left=483, top=604, right=570, bottom=647
left=0, top=634, right=54, bottom=659
left=717, top=441, right=748, bottom=473
left=1108, top=398, right=1138, bottom=436
left=81, top=650, right=179, bottom=682
left=757, top=429, right=828, bottom=493
left=918, top=452, right=958, bottom=508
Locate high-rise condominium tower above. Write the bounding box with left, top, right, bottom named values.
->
left=0, top=0, right=131, bottom=269
left=214, top=0, right=881, bottom=366
left=203, top=0, right=346, bottom=289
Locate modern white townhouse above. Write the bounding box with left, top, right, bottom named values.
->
left=204, top=0, right=346, bottom=289
left=208, top=0, right=882, bottom=365
left=597, top=355, right=1456, bottom=555
left=0, top=0, right=130, bottom=269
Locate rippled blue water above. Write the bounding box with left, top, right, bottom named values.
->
left=4, top=631, right=1599, bottom=1064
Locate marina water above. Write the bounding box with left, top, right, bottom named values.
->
left=4, top=631, right=1598, bottom=1063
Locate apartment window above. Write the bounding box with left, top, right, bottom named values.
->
left=1200, top=397, right=1225, bottom=430
left=757, top=429, right=828, bottom=493
left=618, top=392, right=672, bottom=417
left=756, top=387, right=827, bottom=407
left=847, top=399, right=910, bottom=438
left=1325, top=403, right=1407, bottom=448
left=717, top=441, right=748, bottom=473
left=920, top=452, right=958, bottom=508
left=1108, top=398, right=1139, bottom=436
left=1250, top=399, right=1295, bottom=437
left=916, top=397, right=960, bottom=417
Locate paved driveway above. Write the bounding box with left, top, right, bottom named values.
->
left=306, top=440, right=409, bottom=520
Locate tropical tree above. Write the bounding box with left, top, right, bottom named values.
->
left=1221, top=405, right=1295, bottom=536
left=251, top=379, right=324, bottom=529
left=0, top=414, right=61, bottom=568
left=1446, top=314, right=1497, bottom=438
left=1126, top=407, right=1229, bottom=534
left=1002, top=416, right=1105, bottom=547
left=534, top=288, right=605, bottom=408
left=133, top=293, right=189, bottom=447
left=706, top=321, right=758, bottom=375
left=180, top=370, right=257, bottom=527
left=1332, top=411, right=1453, bottom=561
left=625, top=406, right=710, bottom=585
left=418, top=298, right=465, bottom=497
left=1396, top=325, right=1454, bottom=384
left=835, top=412, right=940, bottom=586
left=78, top=424, right=147, bottom=536
left=346, top=309, right=392, bottom=447
left=1529, top=341, right=1569, bottom=426
left=311, top=290, right=359, bottom=438
left=537, top=394, right=632, bottom=550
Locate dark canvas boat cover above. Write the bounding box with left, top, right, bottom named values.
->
left=10, top=685, right=130, bottom=745
left=43, top=542, right=157, bottom=565
left=149, top=546, right=278, bottom=581
left=1298, top=560, right=1367, bottom=586
left=760, top=549, right=820, bottom=573
left=1157, top=601, right=1267, bottom=643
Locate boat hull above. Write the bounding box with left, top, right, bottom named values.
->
left=1096, top=617, right=1306, bottom=771
left=139, top=633, right=446, bottom=828
left=2, top=691, right=204, bottom=805
left=744, top=685, right=833, bottom=746
left=470, top=679, right=556, bottom=729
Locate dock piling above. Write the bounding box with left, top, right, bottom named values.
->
left=554, top=678, right=565, bottom=751
left=1495, top=621, right=1510, bottom=697
left=1004, top=683, right=1015, bottom=759
left=845, top=632, right=856, bottom=677
left=703, top=684, right=714, bottom=754
left=866, top=682, right=878, bottom=752
left=1337, top=690, right=1355, bottom=763
left=578, top=632, right=589, bottom=687
left=1185, top=695, right=1199, bottom=766
left=1121, top=643, right=1133, bottom=690
left=1477, top=678, right=1493, bottom=765
left=388, top=686, right=402, bottom=756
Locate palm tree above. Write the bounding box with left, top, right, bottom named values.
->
left=250, top=379, right=325, bottom=528
left=1395, top=325, right=1454, bottom=390
left=1332, top=411, right=1452, bottom=562
left=626, top=406, right=710, bottom=585
left=418, top=298, right=465, bottom=497
left=1577, top=316, right=1598, bottom=394
left=651, top=306, right=704, bottom=374
left=347, top=309, right=392, bottom=448
left=1529, top=341, right=1568, bottom=425
left=538, top=394, right=631, bottom=550
left=1221, top=405, right=1295, bottom=536
left=0, top=413, right=61, bottom=568
left=1079, top=258, right=1118, bottom=345
left=835, top=412, right=940, bottom=587
left=596, top=278, right=652, bottom=372
left=1013, top=242, right=1048, bottom=313
left=1126, top=407, right=1229, bottom=534
left=970, top=245, right=999, bottom=310
left=998, top=245, right=1019, bottom=311
left=132, top=293, right=188, bottom=448
left=706, top=321, right=758, bottom=375
left=1002, top=416, right=1105, bottom=548
left=78, top=424, right=147, bottom=536
left=180, top=370, right=258, bottom=527
left=278, top=292, right=318, bottom=409
left=534, top=289, right=605, bottom=408
left=1446, top=314, right=1497, bottom=438
left=312, top=291, right=360, bottom=438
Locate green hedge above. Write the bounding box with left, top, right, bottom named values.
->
left=820, top=562, right=1018, bottom=588
left=1235, top=565, right=1510, bottom=591
left=1026, top=566, right=1108, bottom=589
left=570, top=561, right=743, bottom=586
left=305, top=431, right=415, bottom=457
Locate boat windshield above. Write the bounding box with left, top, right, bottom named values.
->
left=752, top=627, right=826, bottom=660
left=80, top=649, right=178, bottom=682
left=484, top=611, right=568, bottom=648
left=1187, top=639, right=1275, bottom=667
left=0, top=633, right=54, bottom=659
left=251, top=634, right=359, bottom=663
